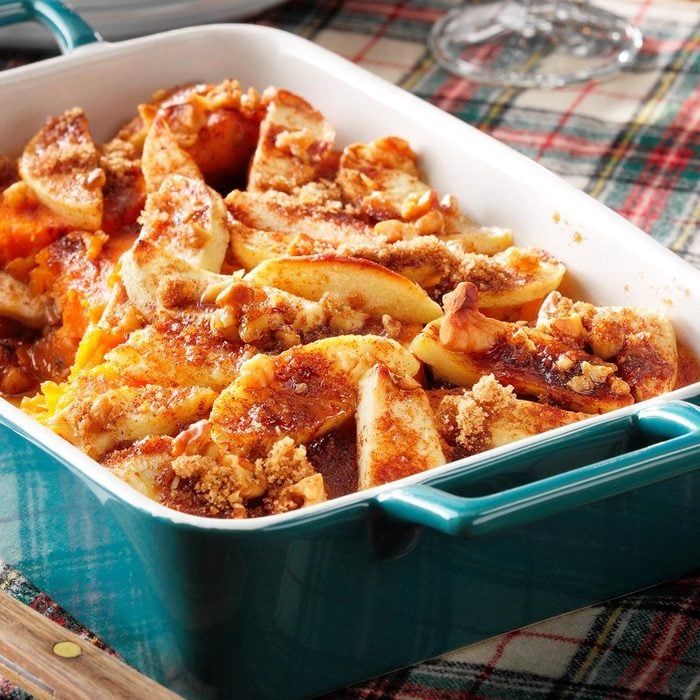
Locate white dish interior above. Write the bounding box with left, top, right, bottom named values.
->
left=0, top=24, right=698, bottom=530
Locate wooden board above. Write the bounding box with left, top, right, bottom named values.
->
left=0, top=590, right=181, bottom=699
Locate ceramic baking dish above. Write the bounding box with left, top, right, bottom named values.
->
left=0, top=2, right=698, bottom=697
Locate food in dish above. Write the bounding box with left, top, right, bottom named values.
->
left=0, top=79, right=695, bottom=518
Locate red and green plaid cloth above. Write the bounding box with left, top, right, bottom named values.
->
left=1, top=0, right=699, bottom=697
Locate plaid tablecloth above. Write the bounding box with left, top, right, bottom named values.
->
left=1, top=0, right=699, bottom=698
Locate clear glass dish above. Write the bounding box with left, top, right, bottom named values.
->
left=429, top=0, right=643, bottom=89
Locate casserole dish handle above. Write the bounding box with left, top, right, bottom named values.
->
left=376, top=400, right=700, bottom=537
left=0, top=0, right=100, bottom=53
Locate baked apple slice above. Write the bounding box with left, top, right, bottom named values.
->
left=19, top=108, right=103, bottom=230
left=410, top=283, right=633, bottom=413
left=120, top=239, right=230, bottom=319
left=245, top=255, right=442, bottom=324
left=247, top=88, right=336, bottom=192
left=536, top=291, right=679, bottom=401
left=357, top=363, right=445, bottom=489
left=101, top=313, right=255, bottom=391
left=102, top=435, right=173, bottom=499
left=141, top=117, right=203, bottom=192
left=206, top=278, right=328, bottom=349
left=337, top=136, right=512, bottom=254
left=337, top=235, right=463, bottom=291
left=140, top=174, right=230, bottom=272
left=207, top=274, right=427, bottom=351
left=226, top=187, right=369, bottom=270
left=48, top=376, right=216, bottom=458
left=338, top=237, right=564, bottom=309
left=0, top=272, right=54, bottom=329
left=210, top=335, right=419, bottom=457
left=468, top=247, right=566, bottom=311
left=229, top=220, right=297, bottom=270
left=226, top=188, right=371, bottom=242
left=432, top=374, right=588, bottom=458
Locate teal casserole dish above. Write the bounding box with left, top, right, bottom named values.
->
left=0, top=2, right=699, bottom=697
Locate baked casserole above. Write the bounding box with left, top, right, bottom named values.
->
left=0, top=80, right=695, bottom=518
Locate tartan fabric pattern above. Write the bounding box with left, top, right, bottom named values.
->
left=0, top=0, right=699, bottom=698
left=337, top=575, right=700, bottom=699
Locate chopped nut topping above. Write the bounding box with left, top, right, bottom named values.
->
left=415, top=209, right=444, bottom=235
left=440, top=282, right=501, bottom=353
left=3, top=181, right=34, bottom=208
left=555, top=353, right=576, bottom=371
left=172, top=419, right=215, bottom=458
left=581, top=360, right=615, bottom=383
left=512, top=327, right=537, bottom=352
left=255, top=437, right=326, bottom=515
left=401, top=189, right=438, bottom=220
left=567, top=361, right=615, bottom=393
left=275, top=128, right=315, bottom=158
left=84, top=168, right=106, bottom=190
left=373, top=219, right=417, bottom=242
left=381, top=314, right=402, bottom=339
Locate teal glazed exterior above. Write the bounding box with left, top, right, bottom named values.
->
left=1, top=399, right=699, bottom=698
left=0, top=0, right=100, bottom=51
left=0, top=2, right=699, bottom=698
